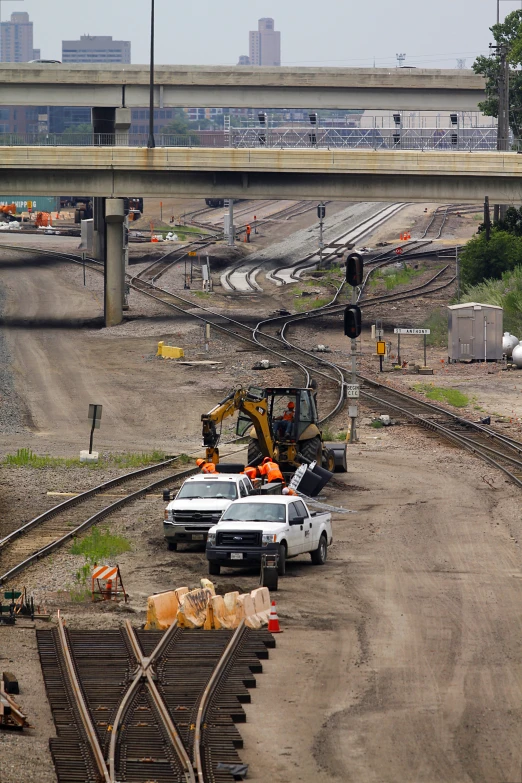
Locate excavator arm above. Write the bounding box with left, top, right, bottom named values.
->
left=201, top=388, right=274, bottom=464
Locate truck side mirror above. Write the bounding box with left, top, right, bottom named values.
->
left=163, top=490, right=171, bottom=502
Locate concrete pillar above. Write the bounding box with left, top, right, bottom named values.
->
left=115, top=107, right=132, bottom=146
left=105, top=199, right=125, bottom=327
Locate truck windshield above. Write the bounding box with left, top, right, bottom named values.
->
left=221, top=502, right=286, bottom=522
left=176, top=482, right=238, bottom=500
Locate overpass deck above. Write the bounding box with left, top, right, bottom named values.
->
left=0, top=146, right=519, bottom=204
left=0, top=64, right=486, bottom=111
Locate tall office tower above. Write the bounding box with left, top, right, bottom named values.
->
left=249, top=18, right=281, bottom=66
left=1, top=12, right=36, bottom=62
left=62, top=35, right=131, bottom=64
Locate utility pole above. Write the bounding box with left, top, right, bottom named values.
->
left=147, top=0, right=156, bottom=149
left=456, top=246, right=460, bottom=303
left=484, top=195, right=491, bottom=240
left=490, top=40, right=510, bottom=220
left=317, top=203, right=325, bottom=267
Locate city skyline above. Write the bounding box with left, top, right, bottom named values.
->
left=0, top=0, right=510, bottom=70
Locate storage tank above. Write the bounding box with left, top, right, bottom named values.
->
left=447, top=302, right=503, bottom=362
left=503, top=332, right=519, bottom=357
left=512, top=344, right=522, bottom=368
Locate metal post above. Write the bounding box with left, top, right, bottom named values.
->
left=82, top=252, right=86, bottom=286
left=456, top=246, right=460, bottom=302
left=228, top=199, right=234, bottom=246
left=319, top=208, right=324, bottom=267
left=424, top=334, right=427, bottom=367
left=349, top=285, right=357, bottom=443
left=89, top=417, right=96, bottom=454
left=147, top=0, right=156, bottom=149
left=398, top=333, right=401, bottom=365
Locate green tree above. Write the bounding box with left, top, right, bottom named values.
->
left=473, top=10, right=522, bottom=138
left=460, top=229, right=522, bottom=287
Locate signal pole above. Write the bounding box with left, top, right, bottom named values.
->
left=317, top=203, right=325, bottom=267
left=344, top=253, right=363, bottom=444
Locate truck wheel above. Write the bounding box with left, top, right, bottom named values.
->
left=167, top=541, right=177, bottom=551
left=247, top=439, right=263, bottom=465
left=208, top=562, right=221, bottom=576
left=277, top=544, right=286, bottom=576
left=311, top=534, right=328, bottom=565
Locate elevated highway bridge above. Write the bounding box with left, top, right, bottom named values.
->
left=0, top=146, right=519, bottom=205
left=0, top=64, right=486, bottom=111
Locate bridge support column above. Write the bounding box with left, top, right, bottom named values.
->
left=104, top=199, right=125, bottom=327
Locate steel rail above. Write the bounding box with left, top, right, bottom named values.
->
left=0, top=463, right=198, bottom=585
left=0, top=457, right=182, bottom=550
left=56, top=612, right=111, bottom=783
left=360, top=388, right=522, bottom=488
left=194, top=621, right=247, bottom=783
left=107, top=621, right=195, bottom=783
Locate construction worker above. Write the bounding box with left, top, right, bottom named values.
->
left=276, top=401, right=295, bottom=437
left=259, top=457, right=284, bottom=485
left=246, top=224, right=252, bottom=243
left=196, top=458, right=216, bottom=474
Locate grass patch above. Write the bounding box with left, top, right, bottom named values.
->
left=371, top=419, right=384, bottom=428
left=383, top=266, right=422, bottom=291
left=70, top=527, right=131, bottom=562
left=414, top=383, right=469, bottom=408
left=3, top=448, right=167, bottom=470
left=422, top=310, right=448, bottom=347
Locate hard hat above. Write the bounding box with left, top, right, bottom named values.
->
left=196, top=459, right=205, bottom=466
left=262, top=456, right=271, bottom=464
left=282, top=487, right=290, bottom=494
left=288, top=401, right=295, bottom=409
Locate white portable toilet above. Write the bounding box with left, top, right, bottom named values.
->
left=447, top=302, right=503, bottom=362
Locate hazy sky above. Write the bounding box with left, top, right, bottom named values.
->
left=7, top=0, right=519, bottom=68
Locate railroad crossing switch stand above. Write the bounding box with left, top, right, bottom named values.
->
left=92, top=564, right=127, bottom=603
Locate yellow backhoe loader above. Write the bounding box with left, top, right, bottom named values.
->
left=201, top=386, right=347, bottom=473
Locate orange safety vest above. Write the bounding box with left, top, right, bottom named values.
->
left=283, top=409, right=294, bottom=421
left=201, top=462, right=216, bottom=473
left=259, top=460, right=283, bottom=483
left=246, top=224, right=251, bottom=234
left=242, top=466, right=258, bottom=481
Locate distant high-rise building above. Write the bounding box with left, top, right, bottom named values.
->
left=237, top=55, right=250, bottom=66
left=1, top=12, right=36, bottom=63
left=249, top=18, right=280, bottom=66
left=62, top=35, right=131, bottom=64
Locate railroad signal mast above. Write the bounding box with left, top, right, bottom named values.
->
left=317, top=203, right=326, bottom=266
left=344, top=253, right=363, bottom=443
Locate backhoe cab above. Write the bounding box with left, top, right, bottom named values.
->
left=239, top=386, right=335, bottom=472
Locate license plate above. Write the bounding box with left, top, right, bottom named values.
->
left=230, top=552, right=243, bottom=560
left=192, top=534, right=204, bottom=541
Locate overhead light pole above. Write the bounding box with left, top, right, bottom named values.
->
left=497, top=0, right=522, bottom=23
left=148, top=0, right=155, bottom=148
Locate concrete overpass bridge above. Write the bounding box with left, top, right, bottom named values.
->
left=0, top=146, right=519, bottom=205
left=0, top=64, right=486, bottom=111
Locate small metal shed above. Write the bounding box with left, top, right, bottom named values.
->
left=448, top=302, right=503, bottom=362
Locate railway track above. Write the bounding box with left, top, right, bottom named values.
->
left=0, top=458, right=198, bottom=586
left=2, top=239, right=519, bottom=497
left=38, top=615, right=275, bottom=783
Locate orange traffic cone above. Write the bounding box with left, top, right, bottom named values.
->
left=268, top=600, right=282, bottom=633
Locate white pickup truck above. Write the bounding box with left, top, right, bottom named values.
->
left=205, top=495, right=333, bottom=576
left=163, top=473, right=255, bottom=550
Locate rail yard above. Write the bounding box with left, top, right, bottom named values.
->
left=2, top=194, right=522, bottom=783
